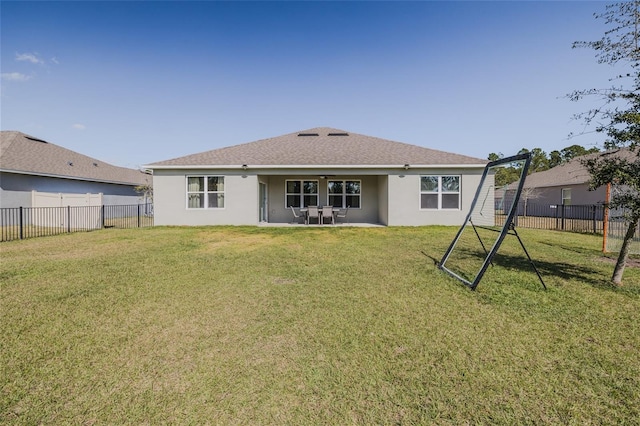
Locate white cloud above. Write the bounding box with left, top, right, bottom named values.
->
left=72, top=124, right=86, bottom=130
left=51, top=57, right=60, bottom=65
left=16, top=52, right=44, bottom=65
left=1, top=72, right=31, bottom=82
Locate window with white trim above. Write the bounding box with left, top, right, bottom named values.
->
left=285, top=180, right=318, bottom=208
left=562, top=188, right=572, bottom=205
left=327, top=180, right=361, bottom=208
left=187, top=176, right=225, bottom=209
left=420, top=175, right=460, bottom=210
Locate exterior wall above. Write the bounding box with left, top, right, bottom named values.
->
left=387, top=169, right=485, bottom=226
left=561, top=183, right=606, bottom=205
left=377, top=175, right=389, bottom=226
left=263, top=174, right=381, bottom=224
left=103, top=194, right=149, bottom=205
left=151, top=166, right=486, bottom=226
left=0, top=172, right=143, bottom=207
left=153, top=169, right=258, bottom=226
left=506, top=183, right=607, bottom=207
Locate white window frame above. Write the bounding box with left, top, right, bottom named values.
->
left=420, top=175, right=461, bottom=210
left=561, top=188, right=572, bottom=206
left=186, top=175, right=225, bottom=209
left=327, top=180, right=361, bottom=209
left=285, top=180, right=319, bottom=208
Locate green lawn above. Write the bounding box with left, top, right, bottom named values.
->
left=1, top=226, right=639, bottom=424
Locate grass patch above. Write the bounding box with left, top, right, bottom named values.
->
left=1, top=226, right=639, bottom=424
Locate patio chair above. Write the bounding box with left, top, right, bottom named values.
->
left=336, top=206, right=349, bottom=224
left=321, top=205, right=335, bottom=225
left=307, top=206, right=320, bottom=225
left=289, top=206, right=305, bottom=224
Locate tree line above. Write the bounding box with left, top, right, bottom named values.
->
left=488, top=144, right=600, bottom=187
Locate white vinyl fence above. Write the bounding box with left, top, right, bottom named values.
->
left=31, top=191, right=103, bottom=230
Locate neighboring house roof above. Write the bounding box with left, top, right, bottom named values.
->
left=510, top=148, right=637, bottom=190
left=0, top=131, right=150, bottom=186
left=147, top=127, right=487, bottom=168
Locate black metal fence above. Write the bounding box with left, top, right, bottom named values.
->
left=605, top=208, right=640, bottom=254
left=1, top=203, right=153, bottom=242
left=495, top=202, right=605, bottom=234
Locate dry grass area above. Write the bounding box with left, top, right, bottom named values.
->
left=1, top=226, right=639, bottom=424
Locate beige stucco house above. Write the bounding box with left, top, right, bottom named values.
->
left=145, top=127, right=488, bottom=226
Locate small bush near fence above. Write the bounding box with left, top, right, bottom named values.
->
left=1, top=203, right=153, bottom=242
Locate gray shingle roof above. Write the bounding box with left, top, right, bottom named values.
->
left=0, top=131, right=150, bottom=186
left=147, top=127, right=487, bottom=167
left=518, top=148, right=637, bottom=189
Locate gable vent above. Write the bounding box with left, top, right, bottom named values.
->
left=298, top=133, right=319, bottom=137
left=328, top=132, right=349, bottom=136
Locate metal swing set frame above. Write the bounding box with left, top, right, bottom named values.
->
left=438, top=152, right=546, bottom=291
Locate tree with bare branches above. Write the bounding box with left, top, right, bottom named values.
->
left=570, top=1, right=640, bottom=285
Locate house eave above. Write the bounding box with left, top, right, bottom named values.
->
left=144, top=163, right=487, bottom=170
left=0, top=168, right=145, bottom=187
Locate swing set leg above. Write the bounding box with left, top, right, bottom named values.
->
left=511, top=226, right=547, bottom=290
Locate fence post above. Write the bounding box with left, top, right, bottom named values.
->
left=591, top=205, right=597, bottom=234
left=561, top=204, right=566, bottom=231
left=19, top=206, right=24, bottom=240
left=603, top=184, right=610, bottom=252
left=137, top=204, right=141, bottom=228
left=67, top=205, right=71, bottom=233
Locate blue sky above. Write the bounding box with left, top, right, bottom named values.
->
left=1, top=1, right=619, bottom=169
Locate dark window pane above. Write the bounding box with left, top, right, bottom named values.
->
left=345, top=181, right=360, bottom=194
left=442, top=194, right=459, bottom=209
left=287, top=195, right=300, bottom=208
left=303, top=195, right=318, bottom=207
left=421, top=194, right=438, bottom=209
left=303, top=181, right=318, bottom=194
left=328, top=181, right=343, bottom=194
left=329, top=195, right=342, bottom=207
left=208, top=176, right=224, bottom=191
left=287, top=181, right=301, bottom=194
left=346, top=195, right=360, bottom=208
left=208, top=194, right=225, bottom=208
left=421, top=176, right=438, bottom=192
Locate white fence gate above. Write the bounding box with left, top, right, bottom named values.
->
left=31, top=191, right=103, bottom=230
